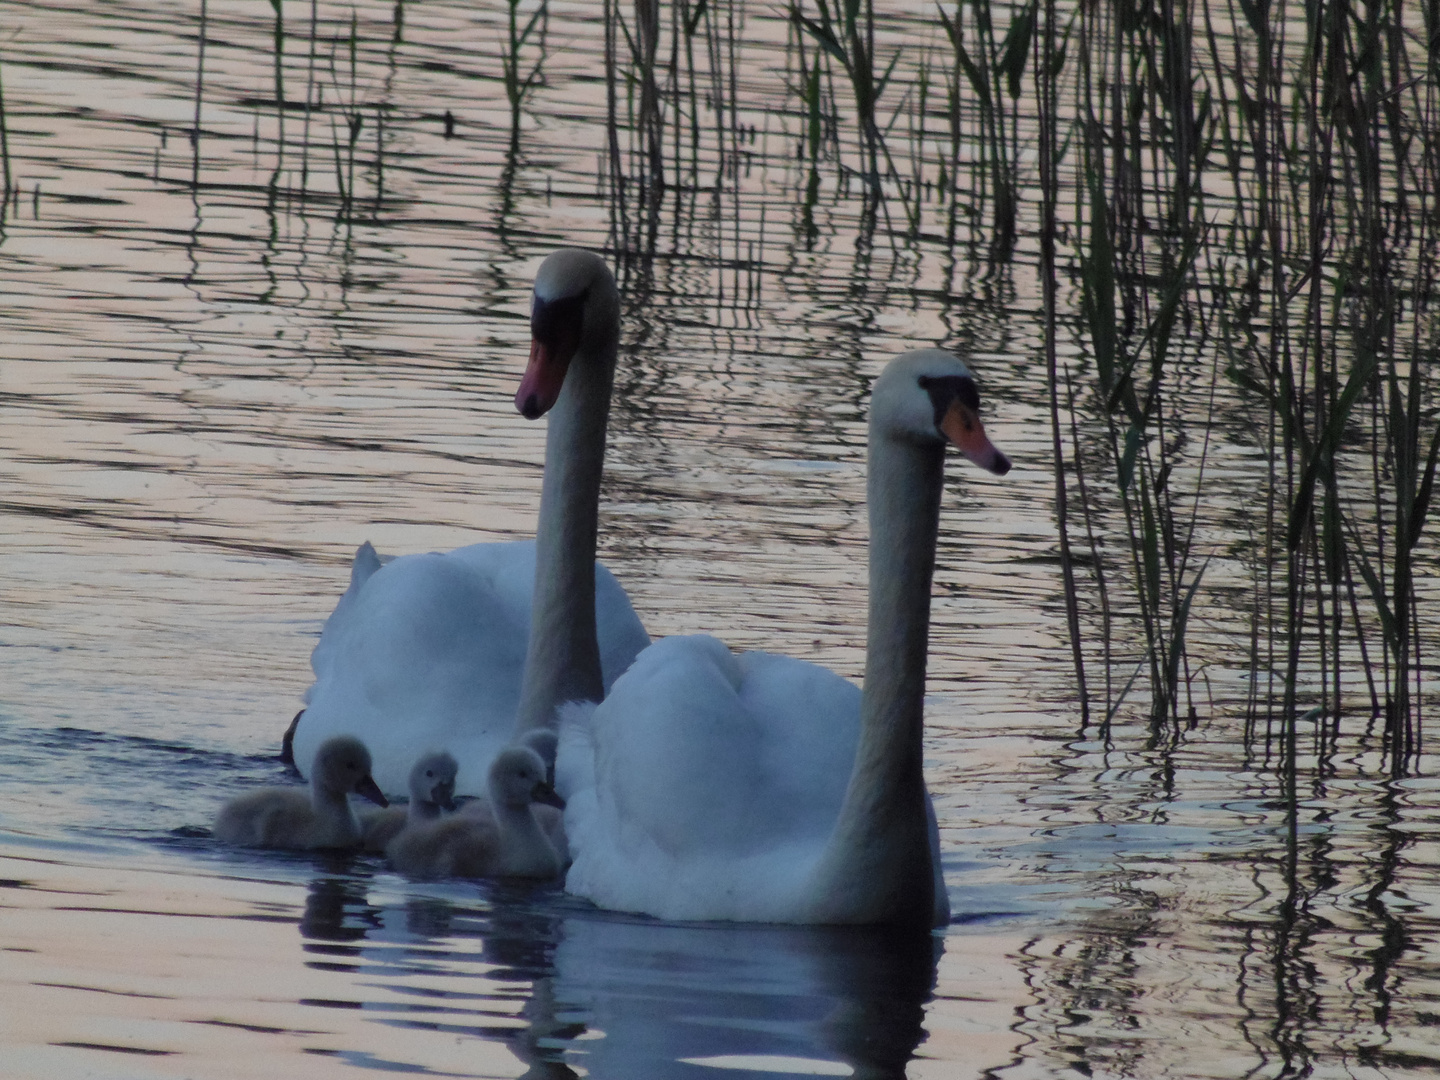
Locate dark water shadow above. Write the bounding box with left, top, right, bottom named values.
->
left=300, top=872, right=942, bottom=1080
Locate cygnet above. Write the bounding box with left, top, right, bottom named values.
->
left=215, top=735, right=387, bottom=850
left=460, top=749, right=566, bottom=864
left=509, top=729, right=567, bottom=860
left=387, top=746, right=565, bottom=879
left=361, top=750, right=459, bottom=854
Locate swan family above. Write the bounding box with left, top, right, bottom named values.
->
left=285, top=248, right=649, bottom=799
left=214, top=249, right=1010, bottom=929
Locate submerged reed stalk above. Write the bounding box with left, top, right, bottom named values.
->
left=0, top=49, right=12, bottom=200
left=269, top=0, right=286, bottom=177
left=192, top=0, right=208, bottom=186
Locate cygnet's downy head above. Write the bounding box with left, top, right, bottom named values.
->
left=871, top=349, right=1011, bottom=475
left=314, top=735, right=389, bottom=807
left=488, top=746, right=566, bottom=812
left=409, top=751, right=459, bottom=811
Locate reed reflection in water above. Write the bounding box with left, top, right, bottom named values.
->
left=1, top=846, right=1033, bottom=1078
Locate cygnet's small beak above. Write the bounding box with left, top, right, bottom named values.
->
left=435, top=782, right=457, bottom=812
left=532, top=782, right=566, bottom=810
left=355, top=774, right=389, bottom=808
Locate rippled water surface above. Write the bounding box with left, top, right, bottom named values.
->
left=1, top=2, right=1438, bottom=1077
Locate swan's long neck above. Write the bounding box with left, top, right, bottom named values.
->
left=514, top=334, right=616, bottom=733
left=809, top=433, right=944, bottom=927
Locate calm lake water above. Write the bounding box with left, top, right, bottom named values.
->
left=1, top=1, right=1438, bottom=1077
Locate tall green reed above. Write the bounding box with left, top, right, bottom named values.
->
left=501, top=0, right=549, bottom=143
left=1036, top=0, right=1088, bottom=723
left=938, top=0, right=1034, bottom=255
left=575, top=0, right=1436, bottom=774
left=790, top=0, right=895, bottom=202
left=1067, top=0, right=1214, bottom=735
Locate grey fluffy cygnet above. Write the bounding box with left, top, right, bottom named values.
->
left=214, top=735, right=387, bottom=850
left=461, top=732, right=567, bottom=862
left=360, top=750, right=459, bottom=854
left=386, top=746, right=565, bottom=879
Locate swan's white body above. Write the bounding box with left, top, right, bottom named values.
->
left=557, top=350, right=1010, bottom=928
left=290, top=249, right=649, bottom=798
left=215, top=735, right=387, bottom=851
left=556, top=643, right=895, bottom=920
left=387, top=746, right=566, bottom=879
left=294, top=540, right=647, bottom=796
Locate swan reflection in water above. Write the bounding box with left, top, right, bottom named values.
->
left=292, top=874, right=941, bottom=1079
left=551, top=914, right=941, bottom=1080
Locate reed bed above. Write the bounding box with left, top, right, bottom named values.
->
left=93, top=0, right=1439, bottom=774
left=585, top=0, right=1435, bottom=779
left=1064, top=0, right=1438, bottom=784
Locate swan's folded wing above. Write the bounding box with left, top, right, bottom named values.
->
left=307, top=541, right=384, bottom=692
left=295, top=548, right=530, bottom=795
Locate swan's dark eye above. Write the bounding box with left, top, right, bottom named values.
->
left=919, top=375, right=979, bottom=427
left=532, top=289, right=589, bottom=345
left=426, top=770, right=434, bottom=778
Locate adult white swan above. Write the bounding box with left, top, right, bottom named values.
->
left=289, top=250, right=649, bottom=797
left=557, top=349, right=1010, bottom=927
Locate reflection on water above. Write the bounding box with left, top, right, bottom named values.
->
left=0, top=847, right=969, bottom=1078
left=552, top=916, right=939, bottom=1079
left=0, top=0, right=1438, bottom=1077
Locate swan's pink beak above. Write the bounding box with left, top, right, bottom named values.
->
left=515, top=337, right=573, bottom=419
left=940, top=400, right=1011, bottom=476
left=516, top=292, right=586, bottom=419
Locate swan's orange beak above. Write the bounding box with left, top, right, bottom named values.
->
left=940, top=399, right=1011, bottom=475
left=516, top=338, right=573, bottom=419
left=516, top=293, right=586, bottom=419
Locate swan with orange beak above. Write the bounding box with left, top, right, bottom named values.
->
left=288, top=250, right=648, bottom=799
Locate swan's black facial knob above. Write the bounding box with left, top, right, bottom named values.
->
left=515, top=290, right=590, bottom=419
